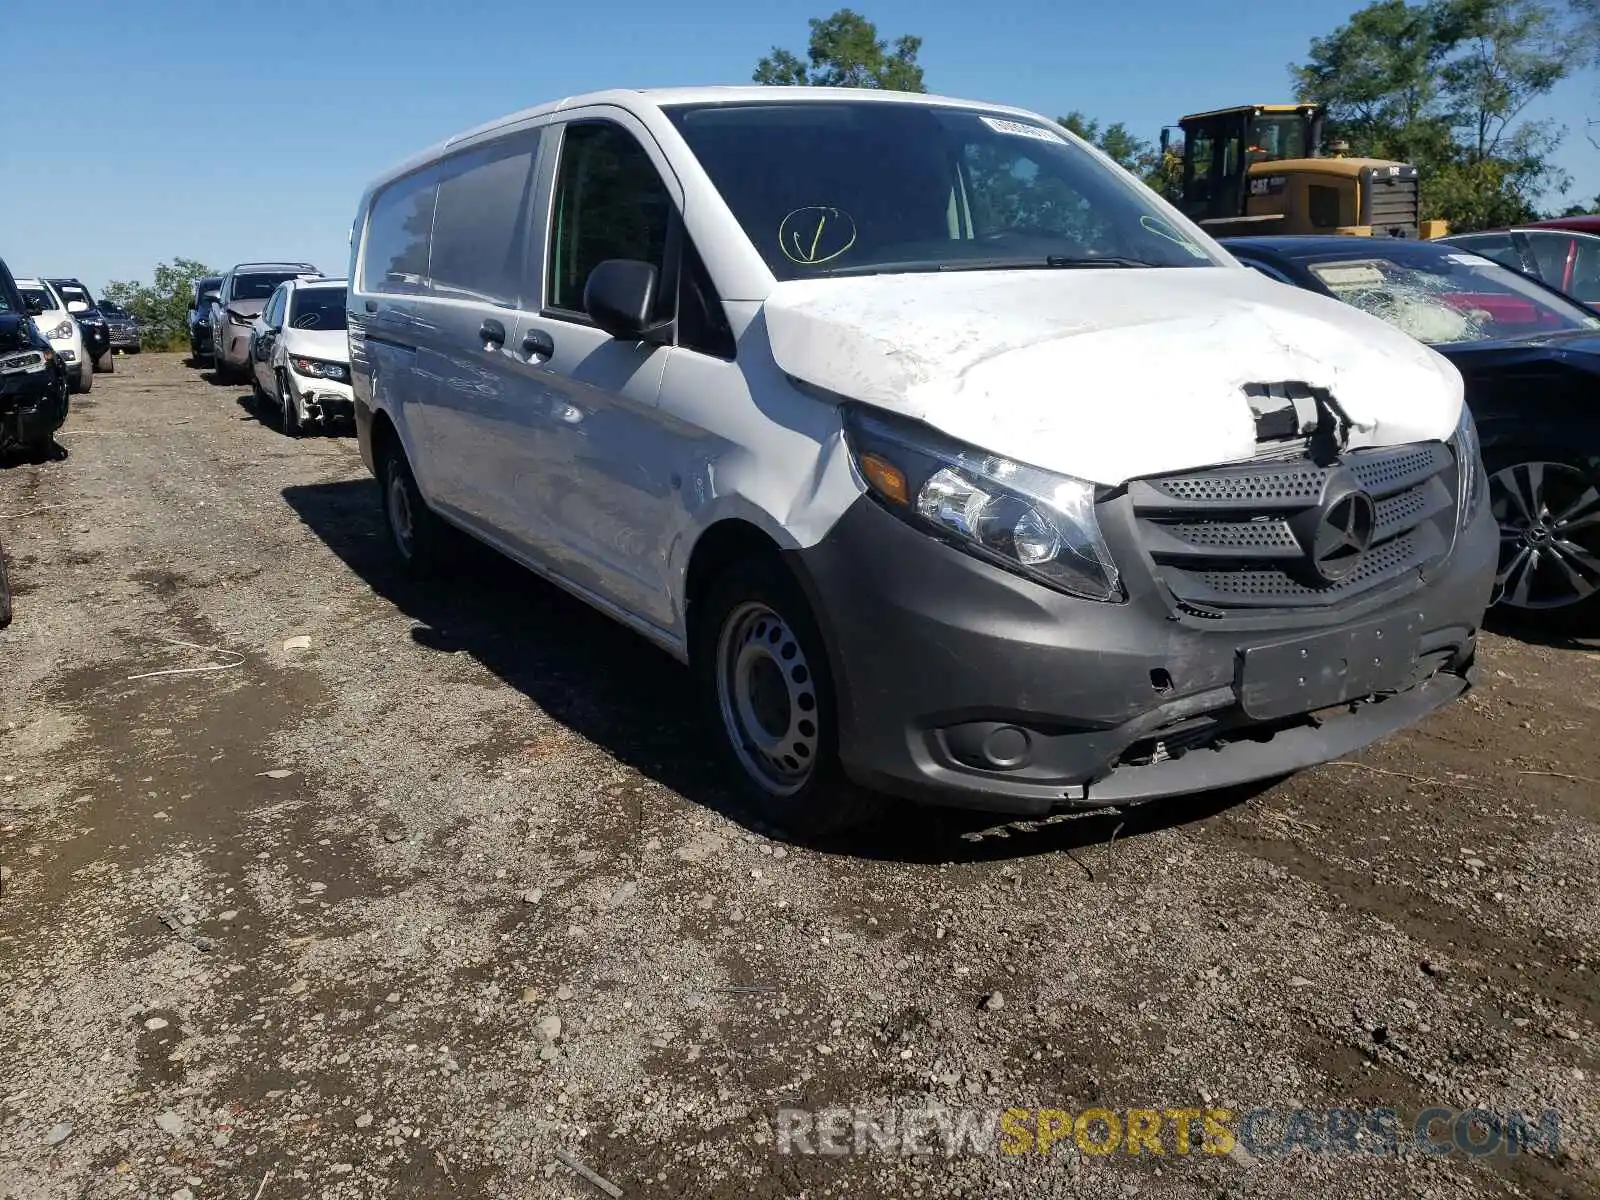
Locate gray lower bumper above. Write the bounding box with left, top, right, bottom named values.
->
left=792, top=495, right=1498, bottom=815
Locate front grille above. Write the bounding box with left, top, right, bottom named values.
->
left=1128, top=441, right=1458, bottom=613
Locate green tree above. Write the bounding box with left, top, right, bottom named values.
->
left=101, top=258, right=216, bottom=351
left=753, top=9, right=925, bottom=91
left=1293, top=0, right=1580, bottom=231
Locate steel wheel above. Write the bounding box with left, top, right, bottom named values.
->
left=715, top=601, right=820, bottom=796
left=386, top=464, right=415, bottom=562
left=1490, top=460, right=1600, bottom=611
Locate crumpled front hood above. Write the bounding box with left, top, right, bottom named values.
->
left=228, top=299, right=268, bottom=319
left=762, top=267, right=1464, bottom=486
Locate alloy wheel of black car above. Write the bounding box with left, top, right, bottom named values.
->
left=1487, top=449, right=1600, bottom=622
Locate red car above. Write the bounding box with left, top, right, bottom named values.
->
left=1441, top=217, right=1600, bottom=308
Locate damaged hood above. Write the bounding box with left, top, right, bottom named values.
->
left=283, top=327, right=349, bottom=362
left=762, top=266, right=1464, bottom=486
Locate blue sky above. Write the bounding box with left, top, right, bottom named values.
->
left=3, top=0, right=1596, bottom=295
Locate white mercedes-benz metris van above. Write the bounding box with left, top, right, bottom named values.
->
left=346, top=87, right=1497, bottom=836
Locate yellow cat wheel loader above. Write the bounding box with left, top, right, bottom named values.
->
left=1160, top=103, right=1449, bottom=240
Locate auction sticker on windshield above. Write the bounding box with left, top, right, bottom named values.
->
left=979, top=116, right=1065, bottom=142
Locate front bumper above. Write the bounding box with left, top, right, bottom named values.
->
left=286, top=370, right=354, bottom=421
left=790, top=494, right=1497, bottom=814
left=0, top=358, right=68, bottom=448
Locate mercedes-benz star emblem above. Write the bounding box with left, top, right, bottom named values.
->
left=1311, top=489, right=1377, bottom=582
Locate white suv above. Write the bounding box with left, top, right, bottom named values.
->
left=16, top=278, right=89, bottom=394
left=347, top=87, right=1497, bottom=836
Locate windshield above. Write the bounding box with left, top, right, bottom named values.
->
left=288, top=287, right=348, bottom=330
left=234, top=272, right=304, bottom=301
left=99, top=301, right=127, bottom=317
left=20, top=287, right=53, bottom=313
left=1308, top=250, right=1600, bottom=344
left=664, top=101, right=1215, bottom=279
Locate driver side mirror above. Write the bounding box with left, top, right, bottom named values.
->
left=23, top=297, right=43, bottom=317
left=583, top=260, right=670, bottom=343
left=66, top=300, right=88, bottom=314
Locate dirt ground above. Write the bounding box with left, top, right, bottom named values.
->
left=1, top=352, right=1598, bottom=1200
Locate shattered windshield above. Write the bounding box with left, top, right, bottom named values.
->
left=1309, top=251, right=1600, bottom=345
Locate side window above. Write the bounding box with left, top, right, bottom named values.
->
left=677, top=238, right=735, bottom=360
left=264, top=287, right=284, bottom=327
left=429, top=133, right=540, bottom=305
left=363, top=170, right=438, bottom=295
left=548, top=122, right=673, bottom=317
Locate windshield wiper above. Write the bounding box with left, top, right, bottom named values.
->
left=816, top=255, right=1170, bottom=278
left=1041, top=255, right=1164, bottom=269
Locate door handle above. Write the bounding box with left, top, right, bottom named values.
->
left=479, top=318, right=506, bottom=348
left=521, top=329, right=555, bottom=360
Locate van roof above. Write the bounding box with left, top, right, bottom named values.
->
left=359, top=86, right=1054, bottom=206
left=439, top=85, right=1039, bottom=149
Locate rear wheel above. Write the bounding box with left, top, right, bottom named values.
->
left=1487, top=447, right=1600, bottom=630
left=693, top=557, right=881, bottom=839
left=70, top=368, right=91, bottom=395
left=93, top=351, right=113, bottom=374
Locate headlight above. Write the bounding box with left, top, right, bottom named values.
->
left=46, top=320, right=73, bottom=340
left=1451, top=402, right=1484, bottom=523
left=290, top=356, right=349, bottom=382
left=843, top=407, right=1122, bottom=601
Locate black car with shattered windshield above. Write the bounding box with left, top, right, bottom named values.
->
left=1225, top=235, right=1600, bottom=628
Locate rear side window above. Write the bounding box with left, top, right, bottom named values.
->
left=430, top=134, right=540, bottom=306
left=548, top=122, right=672, bottom=316
left=363, top=170, right=438, bottom=295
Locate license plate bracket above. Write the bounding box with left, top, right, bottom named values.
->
left=1237, top=612, right=1421, bottom=721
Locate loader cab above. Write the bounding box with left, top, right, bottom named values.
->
left=1167, top=104, right=1324, bottom=226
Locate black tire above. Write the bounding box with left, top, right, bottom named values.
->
left=378, top=439, right=452, bottom=575
left=70, top=368, right=91, bottom=396
left=691, top=556, right=882, bottom=839
left=0, top=538, right=11, bottom=629
left=278, top=371, right=302, bottom=438
left=250, top=364, right=269, bottom=408
left=93, top=351, right=113, bottom=374
left=1484, top=445, right=1600, bottom=631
